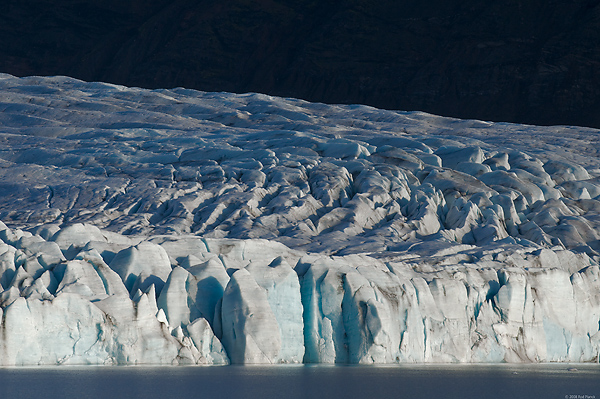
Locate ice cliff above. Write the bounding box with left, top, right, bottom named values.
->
left=0, top=74, right=599, bottom=365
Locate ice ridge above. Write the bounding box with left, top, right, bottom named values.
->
left=0, top=74, right=599, bottom=364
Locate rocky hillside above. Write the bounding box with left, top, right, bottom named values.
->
left=2, top=0, right=600, bottom=127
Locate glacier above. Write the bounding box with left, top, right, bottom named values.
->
left=0, top=73, right=600, bottom=365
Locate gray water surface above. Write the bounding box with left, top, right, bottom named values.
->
left=0, top=364, right=598, bottom=399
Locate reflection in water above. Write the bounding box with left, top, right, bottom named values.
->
left=0, top=364, right=598, bottom=399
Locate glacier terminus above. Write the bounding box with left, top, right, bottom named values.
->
left=0, top=74, right=599, bottom=365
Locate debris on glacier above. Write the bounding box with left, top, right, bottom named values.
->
left=0, top=73, right=599, bottom=364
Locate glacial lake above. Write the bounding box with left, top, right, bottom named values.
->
left=0, top=364, right=598, bottom=399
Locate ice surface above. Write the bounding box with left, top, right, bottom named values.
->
left=0, top=74, right=599, bottom=364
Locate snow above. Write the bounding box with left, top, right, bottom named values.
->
left=0, top=73, right=599, bottom=364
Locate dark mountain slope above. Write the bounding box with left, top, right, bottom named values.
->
left=2, top=0, right=600, bottom=127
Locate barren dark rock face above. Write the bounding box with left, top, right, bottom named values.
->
left=2, top=0, right=600, bottom=128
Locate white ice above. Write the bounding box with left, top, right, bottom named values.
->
left=0, top=73, right=599, bottom=364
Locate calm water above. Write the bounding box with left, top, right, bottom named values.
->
left=0, top=364, right=598, bottom=399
